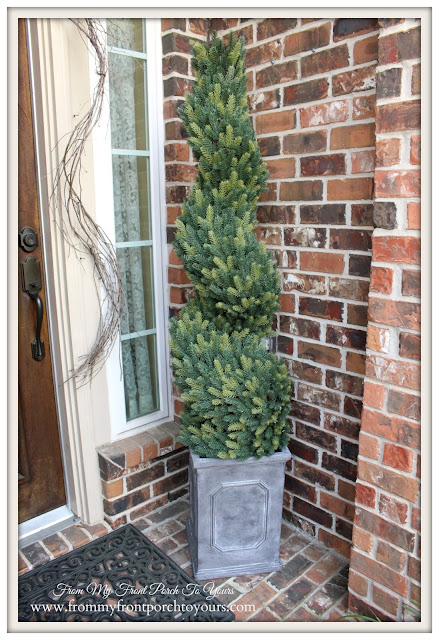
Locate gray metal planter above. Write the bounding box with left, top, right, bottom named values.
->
left=186, top=447, right=291, bottom=580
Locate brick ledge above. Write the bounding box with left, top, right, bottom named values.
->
left=97, top=421, right=182, bottom=480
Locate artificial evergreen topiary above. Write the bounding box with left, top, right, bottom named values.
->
left=170, top=32, right=292, bottom=460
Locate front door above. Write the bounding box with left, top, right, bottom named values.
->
left=18, top=18, right=66, bottom=524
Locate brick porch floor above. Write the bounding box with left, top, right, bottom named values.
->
left=19, top=496, right=353, bottom=622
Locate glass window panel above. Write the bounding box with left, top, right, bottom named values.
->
left=122, top=334, right=159, bottom=421
left=117, top=246, right=156, bottom=334
left=107, top=18, right=144, bottom=53
left=108, top=53, right=148, bottom=151
left=112, top=155, right=151, bottom=242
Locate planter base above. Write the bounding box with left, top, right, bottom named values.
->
left=186, top=448, right=291, bottom=580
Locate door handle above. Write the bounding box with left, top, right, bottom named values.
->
left=20, top=257, right=45, bottom=361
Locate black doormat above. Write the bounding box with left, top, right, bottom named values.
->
left=18, top=524, right=235, bottom=622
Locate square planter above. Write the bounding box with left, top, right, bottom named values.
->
left=186, top=447, right=292, bottom=580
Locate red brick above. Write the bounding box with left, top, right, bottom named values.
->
left=168, top=266, right=191, bottom=285
left=401, top=268, right=421, bottom=297
left=298, top=296, right=341, bottom=320
left=369, top=298, right=420, bottom=332
left=284, top=78, right=329, bottom=106
left=388, top=390, right=420, bottom=421
left=101, top=478, right=124, bottom=500
left=245, top=40, right=282, bottom=67
left=188, top=18, right=206, bottom=36
left=376, top=138, right=401, bottom=167
left=256, top=60, right=298, bottom=88
left=410, top=135, right=421, bottom=165
left=411, top=63, right=421, bottom=95
left=297, top=341, right=342, bottom=367
left=164, top=142, right=190, bottom=163
left=328, top=277, right=369, bottom=302
left=379, top=494, right=409, bottom=525
left=358, top=432, right=380, bottom=460
left=383, top=443, right=414, bottom=472
left=248, top=88, right=280, bottom=112
left=330, top=229, right=371, bottom=251
left=280, top=180, right=323, bottom=202
left=331, top=123, right=375, bottom=149
left=400, top=332, right=421, bottom=360
left=255, top=225, right=282, bottom=245
left=265, top=157, right=295, bottom=179
left=258, top=135, right=281, bottom=158
left=297, top=382, right=341, bottom=411
left=346, top=351, right=366, bottom=374
left=161, top=18, right=186, bottom=32
left=349, top=570, right=369, bottom=596
left=256, top=109, right=296, bottom=134
left=332, top=65, right=376, bottom=96
left=352, top=527, right=373, bottom=552
left=210, top=18, right=239, bottom=31
left=379, top=27, right=421, bottom=64
left=354, top=34, right=378, bottom=64
left=376, top=100, right=421, bottom=133
left=367, top=325, right=390, bottom=354
left=320, top=492, right=355, bottom=520
left=284, top=130, right=327, bottom=154
left=301, top=44, right=349, bottom=78
left=163, top=76, right=194, bottom=98
left=279, top=293, right=295, bottom=313
left=162, top=54, right=188, bottom=76
left=351, top=203, right=374, bottom=226
left=373, top=236, right=421, bottom=264
left=284, top=23, right=331, bottom=56
left=363, top=381, right=386, bottom=410
left=300, top=100, right=349, bottom=128
left=377, top=67, right=402, bottom=99
left=327, top=178, right=374, bottom=201
left=223, top=25, right=254, bottom=46
left=333, top=18, right=378, bottom=41
left=351, top=150, right=375, bottom=174
left=357, top=459, right=419, bottom=502
left=375, top=541, right=406, bottom=573
left=259, top=182, right=277, bottom=202
left=300, top=251, right=344, bottom=274
left=353, top=95, right=376, bottom=120
left=318, top=529, right=351, bottom=558
left=350, top=550, right=408, bottom=596
left=166, top=164, right=198, bottom=182
left=355, top=482, right=376, bottom=508
left=256, top=18, right=297, bottom=40
left=369, top=266, right=393, bottom=295
left=257, top=205, right=295, bottom=224
left=372, top=584, right=399, bottom=616
left=411, top=507, right=421, bottom=531
left=326, top=324, right=366, bottom=349
left=375, top=169, right=421, bottom=198
left=407, top=202, right=421, bottom=230
left=366, top=354, right=421, bottom=391
left=301, top=154, right=346, bottom=177
left=339, top=479, right=356, bottom=502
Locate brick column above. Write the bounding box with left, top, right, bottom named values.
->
left=347, top=18, right=421, bottom=621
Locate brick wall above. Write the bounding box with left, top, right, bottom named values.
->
left=347, top=18, right=421, bottom=621
left=161, top=19, right=422, bottom=598
left=208, top=17, right=379, bottom=558
left=97, top=422, right=189, bottom=529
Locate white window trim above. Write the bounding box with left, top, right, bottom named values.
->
left=91, top=19, right=171, bottom=439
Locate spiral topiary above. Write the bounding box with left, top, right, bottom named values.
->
left=170, top=32, right=292, bottom=460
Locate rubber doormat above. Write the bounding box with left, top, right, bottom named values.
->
left=18, top=524, right=235, bottom=622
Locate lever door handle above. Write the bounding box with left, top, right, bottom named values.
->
left=20, top=256, right=45, bottom=361
left=28, top=290, right=45, bottom=361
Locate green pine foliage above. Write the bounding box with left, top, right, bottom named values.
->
left=174, top=32, right=279, bottom=335
left=171, top=308, right=291, bottom=460
left=170, top=32, right=292, bottom=460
